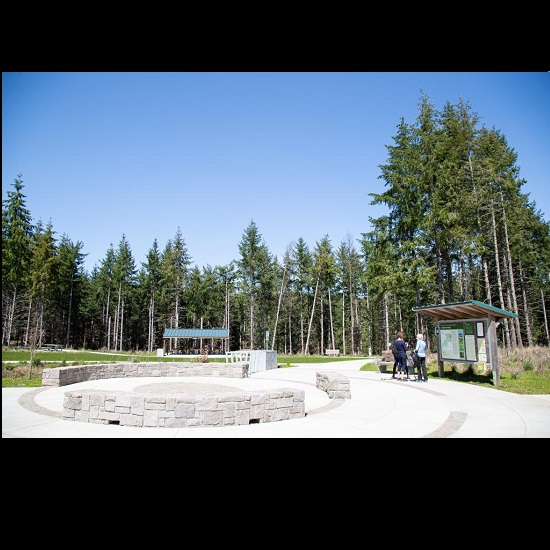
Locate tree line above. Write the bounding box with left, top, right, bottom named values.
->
left=3, top=95, right=549, bottom=355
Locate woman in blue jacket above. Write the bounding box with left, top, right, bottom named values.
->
left=414, top=334, right=428, bottom=382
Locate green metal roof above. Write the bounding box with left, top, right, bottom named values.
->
left=163, top=328, right=229, bottom=338
left=412, top=300, right=518, bottom=321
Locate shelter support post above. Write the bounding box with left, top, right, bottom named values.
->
left=488, top=315, right=500, bottom=387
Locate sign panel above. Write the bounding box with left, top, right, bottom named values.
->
left=437, top=319, right=489, bottom=364
left=476, top=321, right=485, bottom=338
left=440, top=322, right=466, bottom=361
left=478, top=338, right=487, bottom=364
left=464, top=321, right=477, bottom=361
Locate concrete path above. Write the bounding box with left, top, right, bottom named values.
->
left=3, top=359, right=550, bottom=438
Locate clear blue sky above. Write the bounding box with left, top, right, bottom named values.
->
left=3, top=72, right=549, bottom=274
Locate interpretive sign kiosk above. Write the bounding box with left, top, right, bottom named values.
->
left=412, top=300, right=518, bottom=387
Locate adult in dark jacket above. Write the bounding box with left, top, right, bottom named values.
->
left=391, top=340, right=399, bottom=379
left=393, top=331, right=409, bottom=380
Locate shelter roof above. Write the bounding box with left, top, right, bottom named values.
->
left=163, top=328, right=229, bottom=338
left=412, top=300, right=518, bottom=321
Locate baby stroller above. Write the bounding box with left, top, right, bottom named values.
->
left=407, top=351, right=421, bottom=379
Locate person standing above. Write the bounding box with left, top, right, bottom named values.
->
left=390, top=336, right=399, bottom=379
left=414, top=334, right=428, bottom=382
left=393, top=331, right=409, bottom=380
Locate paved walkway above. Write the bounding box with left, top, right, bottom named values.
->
left=3, top=360, right=550, bottom=438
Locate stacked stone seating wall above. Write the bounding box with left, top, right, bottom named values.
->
left=315, top=371, right=351, bottom=399
left=42, top=362, right=249, bottom=387
left=62, top=388, right=305, bottom=428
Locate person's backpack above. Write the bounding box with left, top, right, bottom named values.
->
left=391, top=344, right=398, bottom=359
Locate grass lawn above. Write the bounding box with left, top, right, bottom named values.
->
left=3, top=348, right=549, bottom=394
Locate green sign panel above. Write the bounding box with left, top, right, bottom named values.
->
left=440, top=322, right=466, bottom=361
left=439, top=320, right=481, bottom=363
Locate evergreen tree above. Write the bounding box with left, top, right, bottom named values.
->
left=112, top=234, right=136, bottom=351
left=26, top=220, right=57, bottom=348
left=141, top=239, right=162, bottom=352
left=237, top=220, right=273, bottom=349
left=56, top=234, right=86, bottom=348
left=291, top=237, right=313, bottom=354
left=158, top=228, right=191, bottom=351
left=2, top=175, right=33, bottom=346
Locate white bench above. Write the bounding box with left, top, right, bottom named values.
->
left=325, top=349, right=340, bottom=357
left=226, top=350, right=252, bottom=363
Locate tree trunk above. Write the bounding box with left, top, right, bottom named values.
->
left=384, top=292, right=390, bottom=351
left=250, top=293, right=255, bottom=349
left=105, top=287, right=111, bottom=350
left=148, top=293, right=155, bottom=353
left=328, top=287, right=335, bottom=350
left=500, top=193, right=523, bottom=347
left=200, top=316, right=204, bottom=353
left=518, top=261, right=533, bottom=346
left=342, top=291, right=346, bottom=355
left=24, top=295, right=32, bottom=347
left=119, top=298, right=124, bottom=352
left=502, top=252, right=518, bottom=348
left=355, top=295, right=362, bottom=353
left=349, top=287, right=354, bottom=355
left=225, top=279, right=230, bottom=354
left=174, top=284, right=180, bottom=352
left=300, top=293, right=305, bottom=355
left=38, top=300, right=44, bottom=348
left=483, top=256, right=492, bottom=305
left=5, top=287, right=17, bottom=346
left=114, top=282, right=122, bottom=350
left=491, top=203, right=511, bottom=347
left=272, top=266, right=286, bottom=349
left=542, top=289, right=549, bottom=345
left=436, top=245, right=445, bottom=303
left=304, top=275, right=320, bottom=355
left=320, top=287, right=325, bottom=355
left=288, top=314, right=292, bottom=355
left=66, top=274, right=74, bottom=348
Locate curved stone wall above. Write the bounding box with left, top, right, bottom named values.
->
left=42, top=362, right=249, bottom=387
left=62, top=387, right=306, bottom=428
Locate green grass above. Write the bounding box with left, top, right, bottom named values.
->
left=1, top=349, right=227, bottom=387
left=3, top=348, right=549, bottom=394
left=277, top=354, right=369, bottom=366
left=2, top=377, right=44, bottom=388
left=359, top=360, right=550, bottom=395
left=435, top=365, right=550, bottom=395
left=2, top=350, right=170, bottom=363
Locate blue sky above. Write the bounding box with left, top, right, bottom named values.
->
left=3, top=72, right=549, bottom=273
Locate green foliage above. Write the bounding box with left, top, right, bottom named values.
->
left=3, top=92, right=549, bottom=358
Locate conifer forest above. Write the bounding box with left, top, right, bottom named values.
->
left=3, top=96, right=550, bottom=355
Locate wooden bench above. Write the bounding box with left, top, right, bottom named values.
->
left=37, top=344, right=63, bottom=352
left=377, top=350, right=395, bottom=373
left=325, top=349, right=340, bottom=357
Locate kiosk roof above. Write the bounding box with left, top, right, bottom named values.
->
left=412, top=300, right=518, bottom=321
